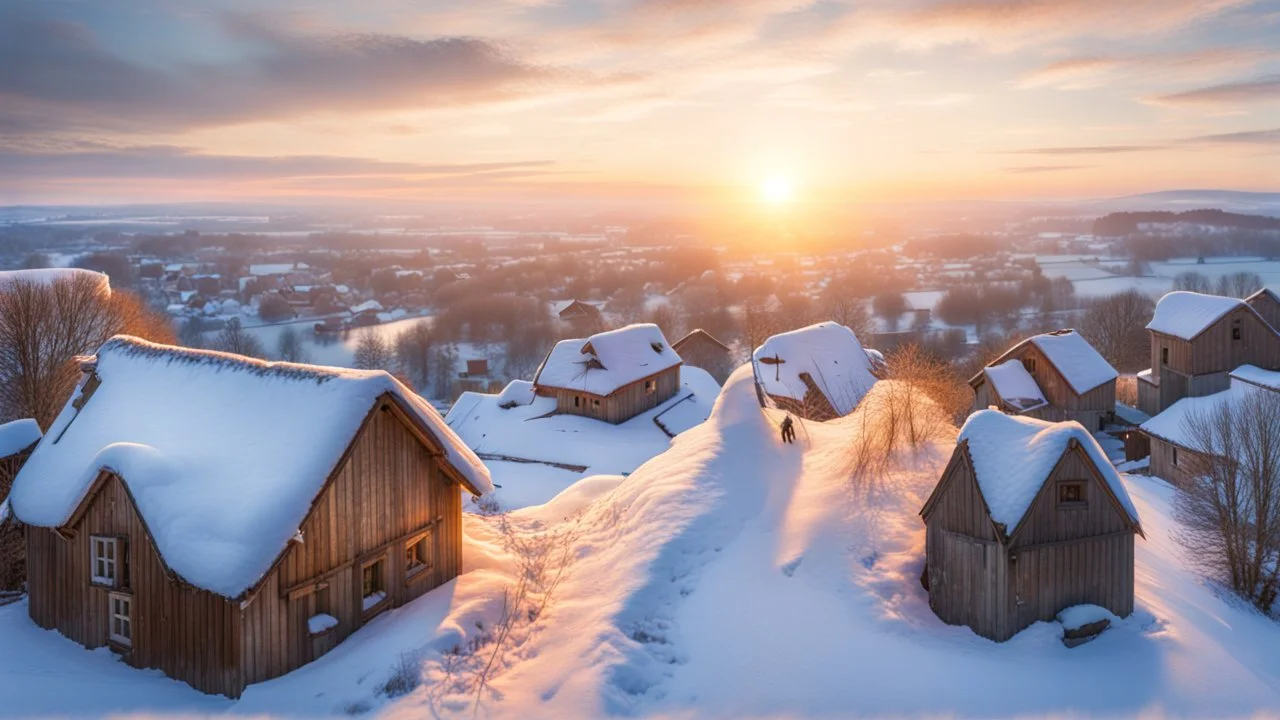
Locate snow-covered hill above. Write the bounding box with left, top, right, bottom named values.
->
left=5, top=367, right=1280, bottom=717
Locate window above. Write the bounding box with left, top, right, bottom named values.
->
left=1022, top=357, right=1036, bottom=373
left=91, top=536, right=120, bottom=587
left=1057, top=481, right=1086, bottom=507
left=1232, top=320, right=1242, bottom=340
left=109, top=592, right=132, bottom=647
left=1172, top=447, right=1179, bottom=466
left=573, top=396, right=581, bottom=408
left=1161, top=347, right=1169, bottom=365
left=405, top=533, right=433, bottom=577
left=644, top=379, right=656, bottom=395
left=361, top=557, right=387, bottom=612
left=592, top=398, right=601, bottom=408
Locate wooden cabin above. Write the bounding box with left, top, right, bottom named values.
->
left=532, top=323, right=683, bottom=424
left=0, top=419, right=43, bottom=592
left=554, top=299, right=605, bottom=335
left=971, top=329, right=1117, bottom=431
left=752, top=322, right=878, bottom=421
left=920, top=410, right=1142, bottom=642
left=672, top=328, right=734, bottom=384
left=1138, top=291, right=1280, bottom=416
left=1140, top=365, right=1280, bottom=487
left=1247, top=288, right=1280, bottom=329
left=7, top=336, right=491, bottom=698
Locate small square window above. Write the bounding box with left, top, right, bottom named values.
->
left=644, top=379, right=656, bottom=395
left=1058, top=481, right=1086, bottom=506
left=405, top=533, right=433, bottom=577
left=109, top=592, right=132, bottom=647
left=592, top=399, right=600, bottom=407
left=361, top=557, right=387, bottom=613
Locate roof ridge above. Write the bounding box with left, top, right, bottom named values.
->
left=99, top=335, right=389, bottom=386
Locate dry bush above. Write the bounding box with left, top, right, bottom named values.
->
left=1116, top=375, right=1138, bottom=408
left=1174, top=390, right=1280, bottom=612
left=0, top=523, right=23, bottom=593
left=0, top=275, right=174, bottom=428
left=885, top=343, right=971, bottom=426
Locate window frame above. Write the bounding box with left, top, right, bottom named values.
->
left=90, top=536, right=120, bottom=588
left=360, top=555, right=389, bottom=615
left=404, top=531, right=434, bottom=580
left=1056, top=480, right=1088, bottom=509
left=1172, top=447, right=1179, bottom=466
left=644, top=379, right=657, bottom=395
left=1161, top=347, right=1169, bottom=365
left=108, top=591, right=132, bottom=648
left=1232, top=319, right=1242, bottom=341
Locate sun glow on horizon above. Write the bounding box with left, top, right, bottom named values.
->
left=760, top=176, right=794, bottom=205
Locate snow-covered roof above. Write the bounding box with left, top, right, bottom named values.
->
left=349, top=300, right=384, bottom=315
left=983, top=360, right=1048, bottom=412
left=1140, top=373, right=1279, bottom=450
left=0, top=268, right=110, bottom=295
left=672, top=328, right=730, bottom=353
left=8, top=336, right=490, bottom=599
left=976, top=330, right=1116, bottom=395
left=1229, top=364, right=1280, bottom=391
left=0, top=419, right=42, bottom=458
left=752, top=322, right=878, bottom=417
left=534, top=323, right=681, bottom=397
left=958, top=410, right=1141, bottom=533
left=1027, top=330, right=1117, bottom=394
left=1147, top=292, right=1248, bottom=341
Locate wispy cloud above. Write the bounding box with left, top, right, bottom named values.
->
left=1020, top=47, right=1275, bottom=90
left=1004, top=164, right=1093, bottom=173
left=1182, top=127, right=1280, bottom=144
left=997, top=145, right=1166, bottom=154
left=1151, top=74, right=1280, bottom=105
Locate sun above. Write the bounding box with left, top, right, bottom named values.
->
left=759, top=175, right=794, bottom=205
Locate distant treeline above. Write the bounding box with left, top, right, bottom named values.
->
left=901, top=234, right=1006, bottom=260
left=1095, top=209, right=1280, bottom=236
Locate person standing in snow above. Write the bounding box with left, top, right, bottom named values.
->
left=781, top=415, right=795, bottom=444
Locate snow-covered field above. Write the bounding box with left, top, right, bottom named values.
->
left=4, top=367, right=1280, bottom=717
left=200, top=315, right=434, bottom=367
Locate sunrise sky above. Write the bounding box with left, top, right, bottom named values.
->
left=2, top=0, right=1278, bottom=206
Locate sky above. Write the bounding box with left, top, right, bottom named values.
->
left=1, top=0, right=1278, bottom=207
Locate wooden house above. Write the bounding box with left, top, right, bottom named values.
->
left=1247, top=288, right=1280, bottom=329
left=970, top=329, right=1118, bottom=431
left=7, top=336, right=491, bottom=698
left=1137, top=291, right=1280, bottom=416
left=752, top=322, right=878, bottom=421
left=672, top=328, right=734, bottom=384
left=1140, top=365, right=1280, bottom=487
left=554, top=299, right=605, bottom=335
left=532, top=323, right=683, bottom=424
left=920, top=410, right=1142, bottom=642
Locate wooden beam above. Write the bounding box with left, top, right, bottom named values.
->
left=278, top=518, right=440, bottom=600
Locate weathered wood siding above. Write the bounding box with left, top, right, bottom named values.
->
left=672, top=334, right=733, bottom=383
left=1146, top=435, right=1196, bottom=488
left=241, top=404, right=464, bottom=686
left=1248, top=291, right=1280, bottom=330
left=923, top=444, right=1137, bottom=642
left=1149, top=307, right=1280, bottom=415
left=539, top=365, right=681, bottom=424
left=26, top=475, right=242, bottom=696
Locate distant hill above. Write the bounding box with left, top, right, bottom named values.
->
left=1095, top=208, right=1280, bottom=236
left=1088, top=190, right=1280, bottom=217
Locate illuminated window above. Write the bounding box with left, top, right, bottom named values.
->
left=1058, top=481, right=1086, bottom=507
left=644, top=380, right=657, bottom=395
left=405, top=533, right=433, bottom=577
left=361, top=557, right=387, bottom=612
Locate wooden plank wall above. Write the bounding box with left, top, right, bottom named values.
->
left=1248, top=292, right=1280, bottom=330
left=26, top=476, right=242, bottom=697
left=1147, top=436, right=1195, bottom=488
left=241, top=404, right=464, bottom=687
left=1189, top=307, right=1280, bottom=375
left=975, top=346, right=1115, bottom=428
left=538, top=365, right=681, bottom=424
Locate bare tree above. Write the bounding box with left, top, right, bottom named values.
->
left=393, top=320, right=433, bottom=388
left=209, top=317, right=266, bottom=359
left=276, top=326, right=310, bottom=363
left=353, top=327, right=393, bottom=371
left=1216, top=271, right=1264, bottom=299
left=872, top=292, right=908, bottom=331
left=429, top=343, right=459, bottom=398
left=822, top=285, right=876, bottom=342
left=1079, top=289, right=1156, bottom=373
left=1175, top=390, right=1280, bottom=612
left=1173, top=271, right=1213, bottom=294
left=0, top=274, right=174, bottom=428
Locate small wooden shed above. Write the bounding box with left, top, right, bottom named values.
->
left=920, top=410, right=1143, bottom=642
left=8, top=336, right=492, bottom=697
left=751, top=322, right=878, bottom=421
left=970, top=329, right=1117, bottom=431
left=672, top=328, right=733, bottom=384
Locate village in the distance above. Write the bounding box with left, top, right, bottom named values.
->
left=3, top=193, right=1280, bottom=716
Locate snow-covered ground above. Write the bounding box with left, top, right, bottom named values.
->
left=446, top=366, right=721, bottom=510
left=4, top=367, right=1280, bottom=717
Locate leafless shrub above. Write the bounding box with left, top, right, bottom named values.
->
left=0, top=275, right=174, bottom=427
left=1116, top=375, right=1138, bottom=408
left=1078, top=290, right=1156, bottom=373
left=1174, top=390, right=1280, bottom=612
left=208, top=317, right=266, bottom=359
left=353, top=327, right=393, bottom=371
left=380, top=651, right=423, bottom=699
